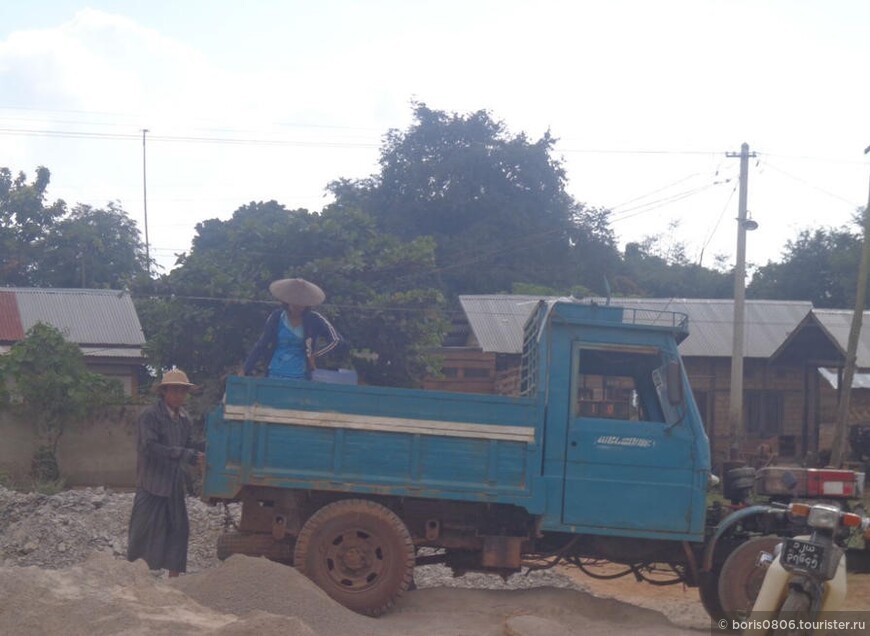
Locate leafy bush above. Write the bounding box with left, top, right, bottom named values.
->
left=0, top=322, right=125, bottom=480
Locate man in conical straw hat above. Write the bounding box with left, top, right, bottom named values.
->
left=127, top=368, right=204, bottom=577
left=243, top=278, right=344, bottom=380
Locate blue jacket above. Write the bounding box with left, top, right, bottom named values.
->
left=243, top=308, right=344, bottom=377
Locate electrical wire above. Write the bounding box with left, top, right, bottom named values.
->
left=758, top=158, right=860, bottom=208
left=696, top=180, right=739, bottom=265
left=0, top=126, right=380, bottom=149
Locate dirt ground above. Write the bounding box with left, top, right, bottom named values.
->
left=1, top=483, right=868, bottom=635
left=2, top=554, right=868, bottom=636
left=0, top=554, right=700, bottom=636
left=560, top=563, right=870, bottom=631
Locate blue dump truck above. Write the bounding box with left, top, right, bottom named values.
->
left=203, top=300, right=865, bottom=618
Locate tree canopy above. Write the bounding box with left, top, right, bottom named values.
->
left=137, top=202, right=445, bottom=387
left=10, top=105, right=861, bottom=391
left=0, top=166, right=66, bottom=285
left=748, top=217, right=863, bottom=308
left=0, top=167, right=148, bottom=289
left=329, top=102, right=621, bottom=296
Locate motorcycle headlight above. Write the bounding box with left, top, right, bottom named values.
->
left=807, top=504, right=841, bottom=530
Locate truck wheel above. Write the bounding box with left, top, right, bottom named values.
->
left=718, top=536, right=781, bottom=619
left=293, top=499, right=415, bottom=617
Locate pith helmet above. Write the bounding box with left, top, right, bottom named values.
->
left=153, top=368, right=197, bottom=393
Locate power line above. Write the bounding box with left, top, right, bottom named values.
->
left=759, top=158, right=861, bottom=207
left=697, top=181, right=739, bottom=265
left=0, top=127, right=380, bottom=149
left=608, top=178, right=732, bottom=223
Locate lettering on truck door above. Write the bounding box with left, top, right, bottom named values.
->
left=563, top=342, right=695, bottom=534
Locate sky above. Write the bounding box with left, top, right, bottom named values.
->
left=2, top=1, right=870, bottom=276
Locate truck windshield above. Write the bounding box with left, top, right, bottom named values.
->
left=573, top=345, right=669, bottom=423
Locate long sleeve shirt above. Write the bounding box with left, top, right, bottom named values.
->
left=135, top=398, right=204, bottom=497
left=243, top=308, right=344, bottom=377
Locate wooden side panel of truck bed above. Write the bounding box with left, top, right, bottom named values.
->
left=204, top=376, right=545, bottom=508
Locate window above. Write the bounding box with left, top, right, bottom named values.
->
left=744, top=391, right=783, bottom=437
left=573, top=346, right=667, bottom=423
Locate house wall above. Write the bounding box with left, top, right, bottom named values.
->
left=84, top=361, right=140, bottom=396
left=0, top=406, right=143, bottom=488
left=422, top=349, right=497, bottom=394
left=817, top=383, right=870, bottom=459
left=683, top=358, right=808, bottom=470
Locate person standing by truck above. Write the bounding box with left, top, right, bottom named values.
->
left=127, top=368, right=204, bottom=578
left=243, top=277, right=343, bottom=379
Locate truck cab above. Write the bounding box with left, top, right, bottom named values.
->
left=525, top=300, right=710, bottom=538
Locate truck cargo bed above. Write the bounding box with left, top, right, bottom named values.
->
left=204, top=376, right=544, bottom=507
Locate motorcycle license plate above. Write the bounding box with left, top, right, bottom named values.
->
left=780, top=539, right=825, bottom=573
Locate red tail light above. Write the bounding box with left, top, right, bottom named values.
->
left=805, top=469, right=856, bottom=498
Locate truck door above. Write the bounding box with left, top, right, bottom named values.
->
left=562, top=342, right=696, bottom=535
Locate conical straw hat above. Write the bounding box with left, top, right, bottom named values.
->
left=268, top=278, right=325, bottom=306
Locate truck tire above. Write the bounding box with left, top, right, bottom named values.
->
left=718, top=535, right=781, bottom=619
left=293, top=499, right=415, bottom=617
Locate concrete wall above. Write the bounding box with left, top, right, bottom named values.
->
left=0, top=410, right=39, bottom=479
left=0, top=405, right=145, bottom=488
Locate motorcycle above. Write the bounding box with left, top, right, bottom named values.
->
left=743, top=501, right=870, bottom=635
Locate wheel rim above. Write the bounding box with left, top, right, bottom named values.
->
left=321, top=526, right=389, bottom=592
left=719, top=536, right=781, bottom=617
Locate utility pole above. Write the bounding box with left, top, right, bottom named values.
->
left=726, top=142, right=757, bottom=458
left=142, top=128, right=151, bottom=277
left=830, top=145, right=870, bottom=467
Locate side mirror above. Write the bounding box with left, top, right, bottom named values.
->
left=666, top=361, right=683, bottom=405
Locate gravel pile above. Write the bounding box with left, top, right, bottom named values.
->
left=0, top=485, right=239, bottom=572
left=173, top=554, right=380, bottom=636
left=0, top=484, right=576, bottom=592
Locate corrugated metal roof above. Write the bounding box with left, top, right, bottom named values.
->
left=458, top=295, right=813, bottom=358
left=460, top=295, right=552, bottom=354
left=0, top=291, right=24, bottom=340
left=0, top=288, right=145, bottom=347
left=595, top=298, right=813, bottom=358
left=818, top=367, right=870, bottom=390
left=812, top=309, right=870, bottom=368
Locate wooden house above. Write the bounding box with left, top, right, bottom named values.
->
left=0, top=287, right=146, bottom=395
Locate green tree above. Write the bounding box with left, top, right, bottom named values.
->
left=291, top=205, right=446, bottom=386
left=615, top=230, right=732, bottom=299
left=135, top=200, right=314, bottom=382
left=38, top=202, right=149, bottom=288
left=0, top=166, right=66, bottom=285
left=137, top=202, right=445, bottom=387
left=329, top=103, right=620, bottom=296
left=0, top=323, right=124, bottom=481
left=748, top=221, right=861, bottom=308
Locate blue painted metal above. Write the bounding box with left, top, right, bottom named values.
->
left=204, top=300, right=711, bottom=542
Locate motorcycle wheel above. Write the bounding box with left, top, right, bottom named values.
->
left=773, top=588, right=813, bottom=636
left=718, top=535, right=781, bottom=618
